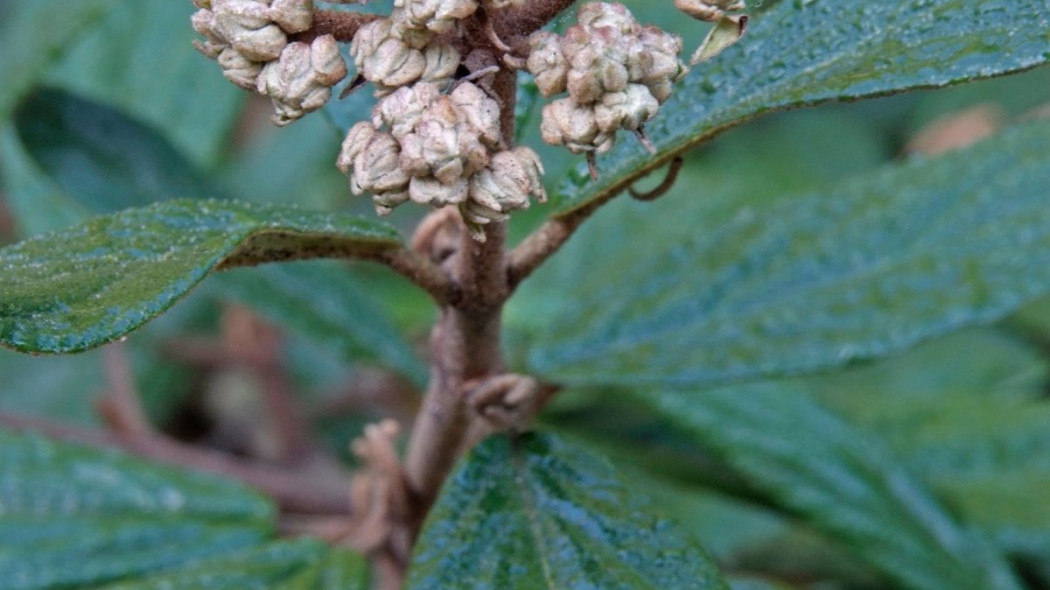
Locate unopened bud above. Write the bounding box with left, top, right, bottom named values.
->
left=346, top=130, right=411, bottom=196
left=674, top=0, right=745, bottom=22
left=337, top=122, right=378, bottom=174
left=409, top=176, right=470, bottom=206
left=191, top=9, right=225, bottom=59
left=394, top=0, right=478, bottom=34
left=594, top=84, right=659, bottom=133
left=449, top=82, right=502, bottom=148
left=526, top=32, right=569, bottom=97
left=576, top=1, right=638, bottom=34
left=352, top=19, right=427, bottom=95
left=421, top=42, right=461, bottom=84
left=631, top=26, right=686, bottom=102
left=258, top=35, right=347, bottom=126
left=269, top=0, right=313, bottom=34
left=373, top=82, right=442, bottom=139
left=213, top=0, right=288, bottom=62
left=540, top=99, right=613, bottom=154
left=218, top=47, right=264, bottom=90
left=564, top=26, right=631, bottom=104
left=469, top=147, right=546, bottom=213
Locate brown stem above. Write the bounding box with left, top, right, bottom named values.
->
left=629, top=156, right=684, bottom=201
left=0, top=412, right=353, bottom=515
left=372, top=248, right=456, bottom=306
left=294, top=10, right=382, bottom=43
left=492, top=0, right=580, bottom=43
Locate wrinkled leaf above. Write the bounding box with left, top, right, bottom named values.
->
left=14, top=88, right=224, bottom=215
left=0, top=0, right=122, bottom=122
left=643, top=387, right=1023, bottom=590
left=407, top=432, right=728, bottom=590
left=551, top=0, right=1050, bottom=214
left=214, top=261, right=427, bottom=386
left=0, top=199, right=401, bottom=354
left=529, top=120, right=1050, bottom=388
left=0, top=428, right=366, bottom=590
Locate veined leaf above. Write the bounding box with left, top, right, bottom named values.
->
left=407, top=432, right=728, bottom=590
left=0, top=199, right=401, bottom=354
left=551, top=0, right=1050, bottom=214
left=529, top=120, right=1050, bottom=388
left=214, top=262, right=427, bottom=386
left=14, top=88, right=224, bottom=215
left=0, top=428, right=366, bottom=590
left=643, top=387, right=1023, bottom=590
left=0, top=0, right=122, bottom=123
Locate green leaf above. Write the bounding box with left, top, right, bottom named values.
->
left=643, top=387, right=1023, bottom=590
left=0, top=0, right=122, bottom=123
left=213, top=261, right=427, bottom=386
left=14, top=88, right=224, bottom=215
left=550, top=0, right=1050, bottom=214
left=407, top=432, right=728, bottom=590
left=0, top=428, right=366, bottom=590
left=0, top=199, right=401, bottom=354
left=528, top=119, right=1050, bottom=388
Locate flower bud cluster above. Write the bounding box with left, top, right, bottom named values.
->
left=337, top=82, right=545, bottom=240
left=351, top=0, right=477, bottom=97
left=527, top=2, right=685, bottom=156
left=191, top=0, right=347, bottom=125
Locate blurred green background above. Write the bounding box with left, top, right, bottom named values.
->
left=1, top=1, right=1050, bottom=588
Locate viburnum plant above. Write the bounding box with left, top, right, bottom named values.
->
left=1, top=0, right=1049, bottom=589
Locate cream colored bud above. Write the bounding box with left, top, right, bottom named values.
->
left=541, top=99, right=614, bottom=153
left=213, top=0, right=288, bottom=62
left=469, top=147, right=546, bottom=213
left=421, top=42, right=461, bottom=83
left=576, top=1, right=638, bottom=34
left=631, top=26, right=686, bottom=102
left=373, top=82, right=442, bottom=138
left=337, top=122, right=378, bottom=174
left=526, top=32, right=569, bottom=97
left=449, top=82, right=502, bottom=148
left=352, top=19, right=427, bottom=94
left=372, top=189, right=411, bottom=216
left=218, top=47, right=264, bottom=90
left=409, top=176, right=470, bottom=207
left=564, top=27, right=631, bottom=104
left=395, top=0, right=479, bottom=34
left=594, top=84, right=659, bottom=133
left=191, top=9, right=225, bottom=55
left=258, top=35, right=347, bottom=126
left=351, top=132, right=411, bottom=195
left=269, top=0, right=313, bottom=34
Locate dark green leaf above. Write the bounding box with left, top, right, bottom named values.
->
left=14, top=88, right=224, bottom=215
left=0, top=0, right=122, bottom=122
left=0, top=199, right=401, bottom=354
left=0, top=428, right=367, bottom=590
left=214, top=261, right=427, bottom=385
left=44, top=0, right=245, bottom=166
left=643, top=387, right=1023, bottom=590
left=550, top=0, right=1050, bottom=214
left=407, top=432, right=728, bottom=590
left=528, top=120, right=1050, bottom=388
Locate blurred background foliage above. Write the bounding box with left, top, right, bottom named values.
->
left=1, top=0, right=1049, bottom=588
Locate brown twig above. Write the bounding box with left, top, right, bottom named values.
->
left=629, top=156, right=684, bottom=201
left=492, top=0, right=580, bottom=44
left=0, top=412, right=353, bottom=515
left=293, top=10, right=383, bottom=43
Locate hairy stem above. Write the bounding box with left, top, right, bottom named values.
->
left=294, top=10, right=382, bottom=43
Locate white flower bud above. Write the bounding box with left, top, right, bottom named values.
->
left=540, top=99, right=613, bottom=153
left=631, top=26, right=686, bottom=102
left=576, top=1, right=638, bottom=35
left=409, top=176, right=470, bottom=206
left=421, top=42, right=461, bottom=84
left=213, top=0, right=288, bottom=62
left=218, top=47, right=264, bottom=90
left=594, top=84, right=659, bottom=133
left=191, top=9, right=226, bottom=59
left=394, top=0, right=478, bottom=35
left=469, top=147, right=546, bottom=213
left=337, top=122, right=378, bottom=174
left=352, top=19, right=427, bottom=95
left=373, top=189, right=411, bottom=216
left=258, top=35, right=347, bottom=126
left=269, top=0, right=313, bottom=34
left=373, top=82, right=442, bottom=138
left=526, top=32, right=569, bottom=98
left=351, top=131, right=412, bottom=195
left=449, top=82, right=502, bottom=148
left=563, top=26, right=631, bottom=104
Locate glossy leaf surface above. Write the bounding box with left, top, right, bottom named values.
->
left=214, top=261, right=427, bottom=386
left=0, top=428, right=366, bottom=590
left=528, top=120, right=1050, bottom=387
left=407, top=432, right=728, bottom=590
left=550, top=0, right=1050, bottom=214
left=644, top=387, right=1023, bottom=590
left=0, top=200, right=401, bottom=354
left=14, top=88, right=223, bottom=215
